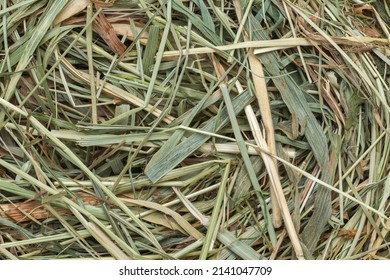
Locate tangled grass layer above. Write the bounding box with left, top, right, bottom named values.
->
left=0, top=0, right=390, bottom=260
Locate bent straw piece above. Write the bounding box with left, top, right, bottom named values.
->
left=232, top=0, right=282, bottom=228
left=247, top=49, right=282, bottom=228
left=236, top=80, right=304, bottom=260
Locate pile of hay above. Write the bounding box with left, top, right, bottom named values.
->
left=0, top=0, right=389, bottom=260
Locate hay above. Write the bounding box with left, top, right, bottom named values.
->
left=0, top=0, right=389, bottom=260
